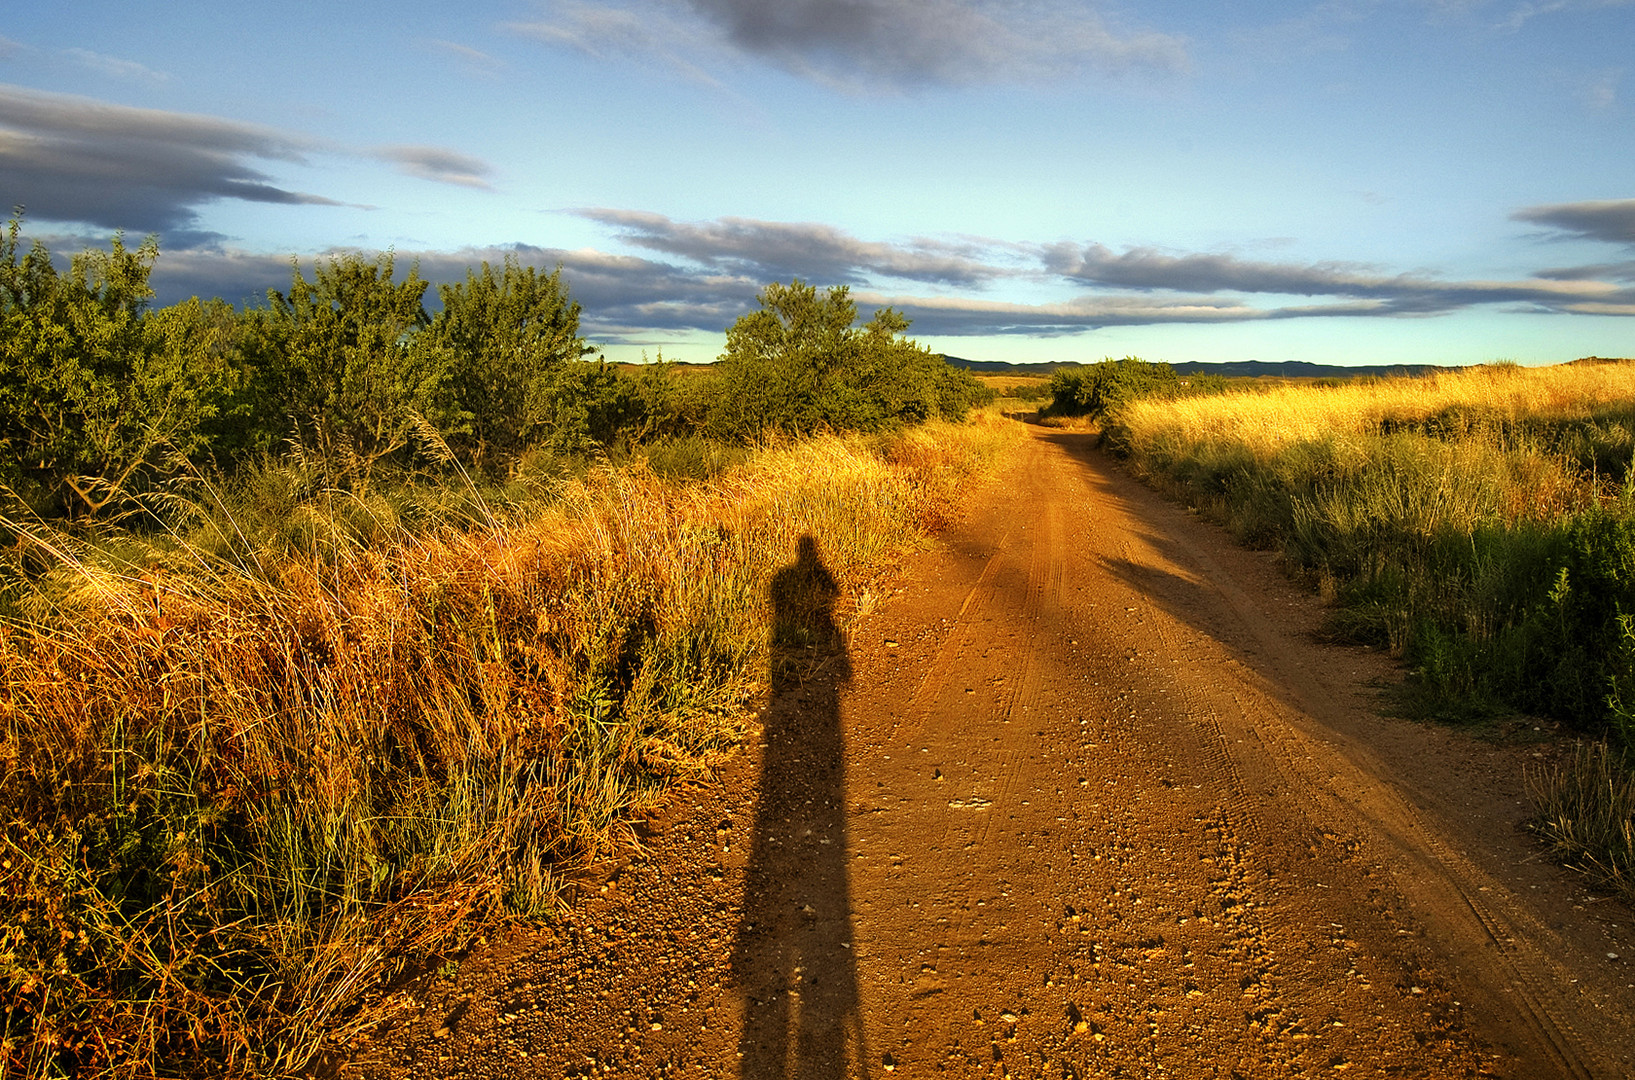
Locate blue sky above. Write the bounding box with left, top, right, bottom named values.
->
left=3, top=0, right=1632, bottom=367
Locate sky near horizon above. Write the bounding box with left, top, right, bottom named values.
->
left=2, top=0, right=1633, bottom=367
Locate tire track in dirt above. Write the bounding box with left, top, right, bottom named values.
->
left=1054, top=432, right=1621, bottom=1079
left=845, top=428, right=1624, bottom=1078
left=1078, top=440, right=1606, bottom=1078
left=843, top=428, right=1500, bottom=1078
left=344, top=424, right=1634, bottom=1080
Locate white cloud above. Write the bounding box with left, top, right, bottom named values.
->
left=103, top=202, right=1633, bottom=342
left=1495, top=0, right=1635, bottom=30
left=426, top=39, right=507, bottom=75
left=1583, top=68, right=1621, bottom=109
left=0, top=85, right=497, bottom=243
left=577, top=208, right=1021, bottom=285
left=507, top=6, right=727, bottom=86
left=0, top=83, right=339, bottom=243
left=1040, top=241, right=1626, bottom=312
left=1514, top=197, right=1635, bottom=245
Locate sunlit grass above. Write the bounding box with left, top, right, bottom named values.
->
left=0, top=414, right=1022, bottom=1078
left=1121, top=359, right=1635, bottom=460
left=1114, top=359, right=1635, bottom=906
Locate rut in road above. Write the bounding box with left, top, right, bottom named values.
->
left=346, top=425, right=1632, bottom=1080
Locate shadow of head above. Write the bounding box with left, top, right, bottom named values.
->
left=769, top=535, right=847, bottom=692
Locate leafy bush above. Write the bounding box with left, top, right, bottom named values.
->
left=0, top=215, right=234, bottom=517
left=1043, top=357, right=1227, bottom=436
left=428, top=257, right=600, bottom=470
left=701, top=280, right=991, bottom=440
left=1, top=231, right=990, bottom=518
left=238, top=252, right=458, bottom=492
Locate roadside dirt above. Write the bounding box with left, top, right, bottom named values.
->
left=341, top=425, right=1635, bottom=1079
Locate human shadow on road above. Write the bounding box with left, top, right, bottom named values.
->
left=733, top=535, right=867, bottom=1080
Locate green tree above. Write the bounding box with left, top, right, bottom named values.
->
left=0, top=215, right=231, bottom=517
left=705, top=280, right=987, bottom=440
left=248, top=253, right=455, bottom=491
left=429, top=256, right=599, bottom=471
left=1045, top=357, right=1185, bottom=420
left=617, top=353, right=690, bottom=443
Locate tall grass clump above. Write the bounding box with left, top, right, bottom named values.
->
left=1529, top=741, right=1635, bottom=903
left=1113, top=360, right=1635, bottom=902
left=0, top=414, right=1020, bottom=1078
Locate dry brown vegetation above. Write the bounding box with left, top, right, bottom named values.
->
left=0, top=414, right=1021, bottom=1078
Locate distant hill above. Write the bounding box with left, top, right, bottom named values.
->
left=938, top=356, right=1059, bottom=374
left=1171, top=360, right=1445, bottom=379
left=939, top=356, right=1446, bottom=379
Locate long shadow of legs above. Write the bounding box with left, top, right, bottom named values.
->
left=732, top=535, right=867, bottom=1080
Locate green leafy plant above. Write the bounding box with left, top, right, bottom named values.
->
left=702, top=280, right=990, bottom=440
left=429, top=256, right=600, bottom=471
left=0, top=214, right=233, bottom=518
left=242, top=252, right=456, bottom=492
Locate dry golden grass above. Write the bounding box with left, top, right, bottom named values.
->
left=1036, top=414, right=1097, bottom=431
left=1122, top=360, right=1635, bottom=460
left=0, top=415, right=1022, bottom=1078
left=1109, top=359, right=1635, bottom=910
left=975, top=374, right=1051, bottom=392
left=1530, top=741, right=1635, bottom=904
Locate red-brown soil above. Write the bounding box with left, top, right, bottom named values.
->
left=341, top=426, right=1635, bottom=1079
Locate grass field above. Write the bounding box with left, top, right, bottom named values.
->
left=1114, top=359, right=1635, bottom=904
left=0, top=413, right=1021, bottom=1078
left=975, top=374, right=1053, bottom=403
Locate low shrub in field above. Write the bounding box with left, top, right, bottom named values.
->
left=0, top=415, right=1020, bottom=1078
left=980, top=376, right=1052, bottom=404
left=1043, top=357, right=1228, bottom=425
left=700, top=281, right=993, bottom=440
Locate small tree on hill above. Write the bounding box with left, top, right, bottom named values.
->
left=706, top=280, right=987, bottom=440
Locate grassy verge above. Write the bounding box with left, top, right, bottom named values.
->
left=0, top=414, right=1021, bottom=1078
left=1111, top=360, right=1635, bottom=903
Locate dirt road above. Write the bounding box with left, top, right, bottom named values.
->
left=347, top=426, right=1635, bottom=1079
